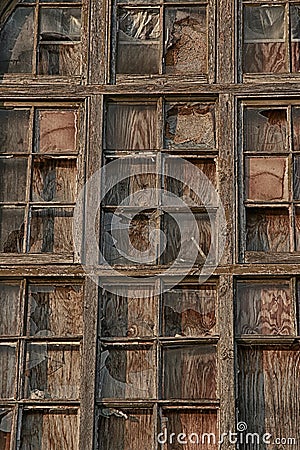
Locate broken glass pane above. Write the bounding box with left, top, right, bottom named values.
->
left=40, top=8, right=81, bottom=42
left=32, top=157, right=77, bottom=202
left=99, top=345, right=155, bottom=399
left=163, top=285, right=216, bottom=337
left=245, top=157, right=288, bottom=201
left=38, top=43, right=81, bottom=75
left=28, top=207, right=73, bottom=253
left=165, top=7, right=207, bottom=74
left=0, top=282, right=20, bottom=336
left=163, top=345, right=216, bottom=399
left=292, top=107, right=300, bottom=151
left=0, top=345, right=16, bottom=399
left=36, top=110, right=77, bottom=154
left=244, top=108, right=287, bottom=153
left=0, top=207, right=25, bottom=253
left=117, top=8, right=159, bottom=74
left=236, top=281, right=293, bottom=336
left=28, top=284, right=83, bottom=337
left=0, top=109, right=30, bottom=153
left=20, top=409, right=79, bottom=450
left=100, top=285, right=157, bottom=338
left=25, top=343, right=80, bottom=399
left=0, top=158, right=28, bottom=202
left=0, top=7, right=34, bottom=74
left=244, top=6, right=285, bottom=41
left=105, top=103, right=157, bottom=150
left=164, top=103, right=215, bottom=149
left=246, top=207, right=290, bottom=252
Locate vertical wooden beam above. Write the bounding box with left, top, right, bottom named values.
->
left=217, top=0, right=235, bottom=84
left=89, top=0, right=109, bottom=84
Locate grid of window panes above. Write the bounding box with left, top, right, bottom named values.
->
left=0, top=0, right=82, bottom=76
left=0, top=278, right=83, bottom=449
left=0, top=105, right=79, bottom=256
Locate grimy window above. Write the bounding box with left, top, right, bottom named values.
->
left=0, top=0, right=82, bottom=76
left=242, top=2, right=300, bottom=75
left=0, top=278, right=84, bottom=449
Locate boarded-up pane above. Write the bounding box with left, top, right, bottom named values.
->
left=38, top=43, right=81, bottom=75
left=165, top=7, right=207, bottom=74
left=28, top=284, right=83, bottom=337
left=164, top=103, right=215, bottom=149
left=102, top=210, right=159, bottom=265
left=295, top=207, right=300, bottom=251
left=236, top=282, right=294, bottom=336
left=291, top=5, right=300, bottom=72
left=237, top=346, right=300, bottom=449
left=98, top=408, right=153, bottom=450
left=40, top=8, right=81, bottom=41
left=243, top=6, right=286, bottom=73
left=162, top=212, right=214, bottom=265
left=245, top=157, right=288, bottom=201
left=0, top=109, right=30, bottom=153
left=0, top=158, right=28, bottom=202
left=20, top=409, right=79, bottom=450
left=164, top=158, right=216, bottom=206
left=163, top=285, right=216, bottom=337
left=244, top=108, right=287, bottom=152
left=103, top=157, right=157, bottom=207
left=0, top=7, right=34, bottom=74
left=161, top=410, right=218, bottom=450
left=163, top=345, right=216, bottom=399
left=32, top=157, right=77, bottom=202
left=37, top=110, right=77, bottom=154
left=0, top=408, right=13, bottom=450
left=0, top=345, right=16, bottom=399
left=99, top=345, right=155, bottom=399
left=293, top=107, right=300, bottom=151
left=0, top=207, right=25, bottom=253
left=246, top=208, right=290, bottom=252
left=100, top=285, right=157, bottom=338
left=29, top=207, right=73, bottom=253
left=105, top=103, right=157, bottom=150
left=117, top=9, right=159, bottom=74
left=0, top=282, right=20, bottom=336
left=25, top=343, right=81, bottom=399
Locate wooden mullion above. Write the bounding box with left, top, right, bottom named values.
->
left=23, top=107, right=35, bottom=254
left=80, top=0, right=91, bottom=85
left=208, top=0, right=216, bottom=83
left=32, top=1, right=40, bottom=76
left=287, top=1, right=292, bottom=73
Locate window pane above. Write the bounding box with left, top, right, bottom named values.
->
left=244, top=108, right=287, bottom=153
left=0, top=282, right=21, bottom=336
left=0, top=207, right=25, bottom=253
left=20, top=409, right=79, bottom=450
left=98, top=408, right=153, bottom=450
left=163, top=285, right=216, bottom=337
left=294, top=156, right=300, bottom=200
left=243, top=6, right=286, bottom=74
left=163, top=345, right=216, bottom=399
left=25, top=343, right=81, bottom=399
left=295, top=206, right=300, bottom=251
left=100, top=285, right=157, bottom=338
left=102, top=210, right=159, bottom=266
left=103, top=157, right=157, bottom=207
left=38, top=43, right=81, bottom=75
left=40, top=8, right=81, bottom=41
left=28, top=284, right=83, bottom=337
left=0, top=344, right=16, bottom=399
left=0, top=158, right=28, bottom=202
left=246, top=208, right=290, bottom=252
left=0, top=408, right=13, bottom=450
left=236, top=281, right=294, bottom=336
left=293, top=107, right=300, bottom=151
left=291, top=5, right=300, bottom=72
left=245, top=157, right=288, bottom=201
left=165, top=7, right=207, bottom=75
left=0, top=7, right=34, bottom=74
left=105, top=103, right=157, bottom=150
left=164, top=103, right=215, bottom=149
left=237, top=346, right=300, bottom=444
left=36, top=110, right=77, bottom=154
left=117, top=9, right=159, bottom=74
left=28, top=207, right=73, bottom=253
left=99, top=345, right=155, bottom=399
left=32, top=157, right=77, bottom=202
left=0, top=109, right=30, bottom=153
left=160, top=410, right=218, bottom=450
